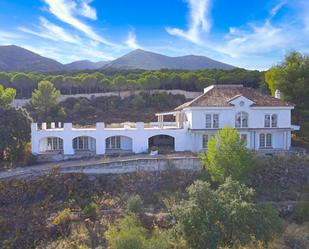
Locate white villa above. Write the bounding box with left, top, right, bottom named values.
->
left=31, top=84, right=300, bottom=159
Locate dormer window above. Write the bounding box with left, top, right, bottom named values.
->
left=205, top=114, right=219, bottom=128
left=264, top=114, right=278, bottom=128
left=235, top=111, right=248, bottom=128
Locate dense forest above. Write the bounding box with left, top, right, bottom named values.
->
left=0, top=68, right=265, bottom=98
left=27, top=92, right=187, bottom=124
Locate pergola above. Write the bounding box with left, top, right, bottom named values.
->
left=155, top=111, right=183, bottom=128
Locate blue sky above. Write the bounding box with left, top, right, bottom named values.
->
left=0, top=0, right=308, bottom=70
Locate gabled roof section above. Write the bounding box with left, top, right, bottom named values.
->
left=228, top=95, right=255, bottom=106
left=175, top=84, right=294, bottom=110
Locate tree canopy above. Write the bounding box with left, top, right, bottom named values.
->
left=174, top=178, right=282, bottom=249
left=0, top=68, right=264, bottom=98
left=0, top=85, right=16, bottom=109
left=31, top=80, right=61, bottom=118
left=0, top=107, right=31, bottom=163
left=202, top=126, right=254, bottom=183
left=265, top=51, right=309, bottom=122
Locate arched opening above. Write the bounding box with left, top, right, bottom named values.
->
left=39, top=137, right=63, bottom=153
left=73, top=136, right=96, bottom=153
left=105, top=136, right=133, bottom=154
left=148, top=135, right=175, bottom=153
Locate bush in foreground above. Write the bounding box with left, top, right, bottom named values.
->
left=173, top=178, right=282, bottom=249
left=105, top=214, right=170, bottom=249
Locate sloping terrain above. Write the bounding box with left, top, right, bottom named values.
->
left=104, top=49, right=235, bottom=70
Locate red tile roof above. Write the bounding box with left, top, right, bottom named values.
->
left=175, top=85, right=294, bottom=110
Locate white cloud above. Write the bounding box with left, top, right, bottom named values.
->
left=19, top=17, right=81, bottom=44
left=21, top=43, right=115, bottom=63
left=166, top=0, right=211, bottom=44
left=299, top=0, right=309, bottom=31
left=79, top=0, right=97, bottom=20
left=0, top=31, right=23, bottom=45
left=216, top=21, right=290, bottom=58
left=43, top=0, right=116, bottom=46
left=269, top=0, right=287, bottom=19
left=125, top=31, right=140, bottom=49
left=0, top=31, right=21, bottom=39
left=164, top=0, right=309, bottom=70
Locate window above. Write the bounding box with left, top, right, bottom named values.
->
left=73, top=136, right=95, bottom=150
left=264, top=114, right=271, bottom=128
left=202, top=134, right=209, bottom=149
left=240, top=134, right=247, bottom=145
left=271, top=114, right=278, bottom=128
left=213, top=114, right=219, bottom=128
left=47, top=137, right=63, bottom=151
left=266, top=134, right=272, bottom=147
left=205, top=114, right=212, bottom=128
left=235, top=112, right=248, bottom=128
left=205, top=114, right=219, bottom=128
left=259, top=134, right=265, bottom=148
left=264, top=114, right=278, bottom=128
left=259, top=133, right=272, bottom=148
left=106, top=136, right=121, bottom=149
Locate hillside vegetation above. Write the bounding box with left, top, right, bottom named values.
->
left=0, top=68, right=264, bottom=98
left=0, top=154, right=308, bottom=249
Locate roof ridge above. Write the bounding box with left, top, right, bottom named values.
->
left=212, top=84, right=243, bottom=88
left=174, top=85, right=294, bottom=110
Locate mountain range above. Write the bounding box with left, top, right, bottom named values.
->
left=104, top=49, right=234, bottom=70
left=0, top=45, right=235, bottom=72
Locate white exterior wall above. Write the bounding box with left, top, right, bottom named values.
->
left=186, top=107, right=292, bottom=130
left=31, top=95, right=296, bottom=156
left=31, top=122, right=191, bottom=155
left=182, top=96, right=294, bottom=152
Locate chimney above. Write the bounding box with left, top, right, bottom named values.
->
left=275, top=89, right=281, bottom=99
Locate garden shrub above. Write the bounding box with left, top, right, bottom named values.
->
left=292, top=201, right=309, bottom=223
left=52, top=208, right=71, bottom=226
left=282, top=223, right=309, bottom=249
left=173, top=178, right=282, bottom=249
left=126, top=194, right=144, bottom=213
left=105, top=214, right=147, bottom=249
left=145, top=229, right=170, bottom=249
left=82, top=202, right=98, bottom=219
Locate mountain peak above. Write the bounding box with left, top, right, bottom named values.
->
left=0, top=44, right=236, bottom=72
left=104, top=49, right=235, bottom=70
left=0, top=45, right=63, bottom=72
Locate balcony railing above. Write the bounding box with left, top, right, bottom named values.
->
left=32, top=121, right=183, bottom=132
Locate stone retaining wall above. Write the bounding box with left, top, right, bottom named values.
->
left=0, top=156, right=202, bottom=180
left=59, top=157, right=202, bottom=175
